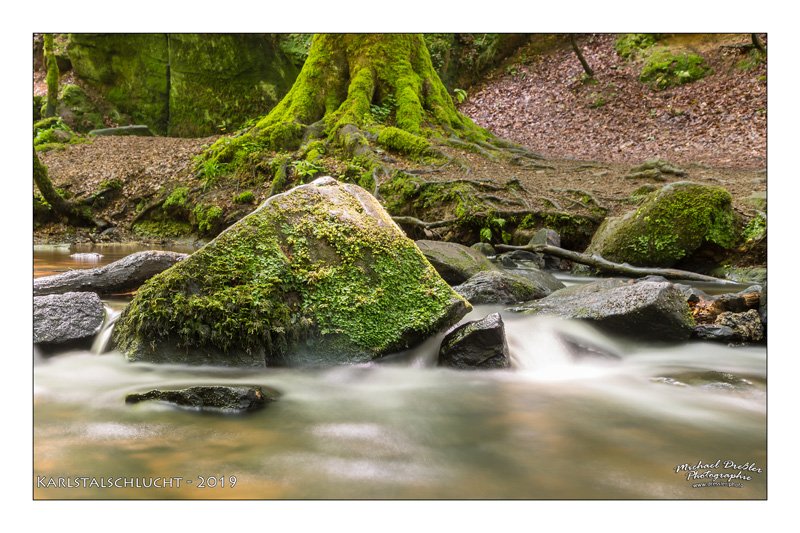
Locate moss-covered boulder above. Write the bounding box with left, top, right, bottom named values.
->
left=114, top=177, right=470, bottom=367
left=56, top=84, right=106, bottom=132
left=415, top=240, right=498, bottom=284
left=586, top=182, right=736, bottom=267
left=67, top=34, right=298, bottom=136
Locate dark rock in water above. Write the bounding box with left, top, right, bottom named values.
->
left=556, top=332, right=621, bottom=362
left=497, top=250, right=545, bottom=269
left=416, top=239, right=497, bottom=284
left=759, top=284, right=767, bottom=329
left=511, top=278, right=694, bottom=341
left=453, top=270, right=553, bottom=304
left=470, top=242, right=496, bottom=257
left=715, top=310, right=764, bottom=342
left=510, top=267, right=566, bottom=293
left=114, top=178, right=470, bottom=367
left=693, top=324, right=737, bottom=342
left=438, top=313, right=510, bottom=370
left=34, top=250, right=188, bottom=296
left=653, top=371, right=763, bottom=394
left=125, top=386, right=275, bottom=413
left=89, top=125, right=154, bottom=137
left=34, top=292, right=105, bottom=346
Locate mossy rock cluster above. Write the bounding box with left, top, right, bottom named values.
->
left=33, top=116, right=88, bottom=152
left=586, top=182, right=737, bottom=268
left=614, top=34, right=659, bottom=59
left=639, top=48, right=711, bottom=90
left=67, top=34, right=298, bottom=136
left=114, top=177, right=470, bottom=367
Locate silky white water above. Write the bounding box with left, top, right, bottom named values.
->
left=33, top=246, right=766, bottom=499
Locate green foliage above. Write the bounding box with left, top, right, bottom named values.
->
left=99, top=179, right=123, bottom=191
left=368, top=93, right=397, bottom=124
left=615, top=34, right=658, bottom=59
left=639, top=48, right=711, bottom=90
left=233, top=190, right=256, bottom=204
left=276, top=34, right=313, bottom=68
left=742, top=213, right=766, bottom=243
left=291, top=159, right=324, bottom=181
left=737, top=49, right=766, bottom=71
left=33, top=117, right=88, bottom=150
left=480, top=216, right=508, bottom=243
left=453, top=88, right=468, bottom=104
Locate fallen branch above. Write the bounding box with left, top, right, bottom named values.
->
left=494, top=243, right=738, bottom=285
left=391, top=216, right=459, bottom=229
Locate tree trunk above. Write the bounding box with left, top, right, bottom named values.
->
left=34, top=152, right=96, bottom=227
left=44, top=34, right=59, bottom=118
left=570, top=34, right=594, bottom=78
left=34, top=250, right=188, bottom=296
left=207, top=34, right=490, bottom=164
left=751, top=33, right=766, bottom=54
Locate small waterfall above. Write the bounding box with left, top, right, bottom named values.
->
left=91, top=307, right=120, bottom=355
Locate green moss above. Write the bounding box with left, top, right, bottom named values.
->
left=615, top=34, right=658, bottom=59
left=163, top=186, right=190, bottom=210
left=193, top=204, right=224, bottom=235
left=202, top=34, right=490, bottom=173
left=57, top=84, right=105, bottom=132
left=589, top=182, right=737, bottom=267
left=114, top=180, right=467, bottom=364
left=33, top=116, right=88, bottom=150
left=133, top=220, right=193, bottom=238
left=639, top=47, right=711, bottom=90
left=233, top=190, right=256, bottom=204
left=376, top=126, right=431, bottom=157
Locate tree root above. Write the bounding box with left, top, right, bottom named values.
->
left=494, top=243, right=738, bottom=285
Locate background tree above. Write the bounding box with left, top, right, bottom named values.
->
left=43, top=34, right=59, bottom=118
left=202, top=34, right=534, bottom=194
left=569, top=34, right=594, bottom=78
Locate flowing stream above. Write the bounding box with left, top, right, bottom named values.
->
left=33, top=245, right=767, bottom=499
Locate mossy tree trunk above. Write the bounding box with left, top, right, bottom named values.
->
left=205, top=34, right=502, bottom=187
left=44, top=34, right=59, bottom=118
left=34, top=152, right=96, bottom=227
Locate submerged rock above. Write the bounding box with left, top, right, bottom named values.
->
left=34, top=250, right=187, bottom=296
left=715, top=309, right=764, bottom=342
left=438, top=313, right=510, bottom=370
left=511, top=279, right=694, bottom=341
left=586, top=182, right=736, bottom=267
left=453, top=270, right=553, bottom=304
left=34, top=291, right=105, bottom=346
left=125, top=386, right=275, bottom=413
left=470, top=242, right=496, bottom=257
left=114, top=177, right=470, bottom=367
left=416, top=240, right=497, bottom=284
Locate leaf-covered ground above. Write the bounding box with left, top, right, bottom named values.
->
left=460, top=34, right=766, bottom=169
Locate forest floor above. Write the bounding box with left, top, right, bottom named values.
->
left=35, top=33, right=767, bottom=254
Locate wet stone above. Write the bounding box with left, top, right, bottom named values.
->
left=125, top=385, right=277, bottom=414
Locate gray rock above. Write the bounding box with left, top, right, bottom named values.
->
left=759, top=284, right=767, bottom=329
left=34, top=250, right=188, bottom=296
left=34, top=292, right=105, bottom=345
left=716, top=309, right=764, bottom=342
left=470, top=242, right=496, bottom=257
left=497, top=250, right=545, bottom=269
left=506, top=267, right=566, bottom=294
left=530, top=227, right=561, bottom=248
left=511, top=279, right=694, bottom=341
left=694, top=324, right=738, bottom=342
left=416, top=239, right=497, bottom=284
left=438, top=313, right=510, bottom=370
left=453, top=270, right=554, bottom=304
left=125, top=385, right=276, bottom=413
